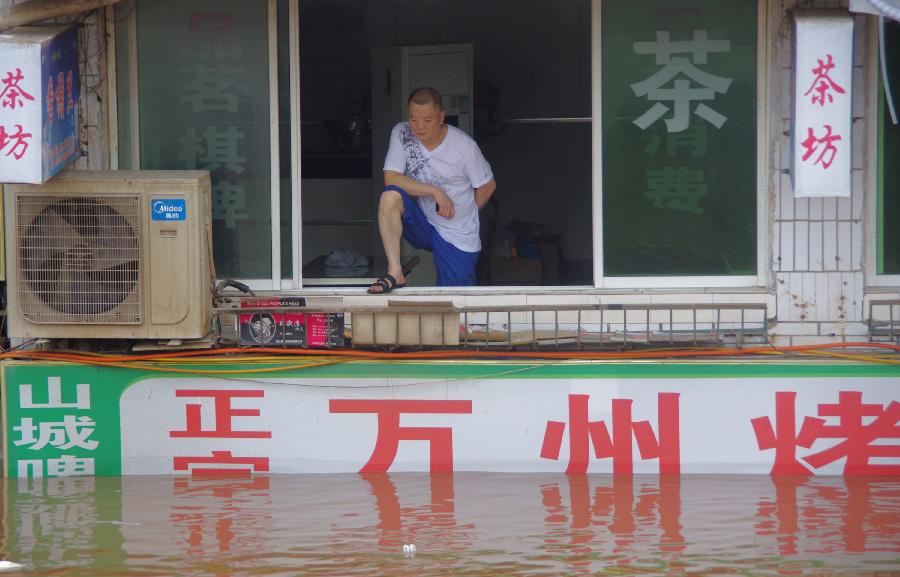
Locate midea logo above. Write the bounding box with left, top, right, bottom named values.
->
left=152, top=200, right=184, bottom=214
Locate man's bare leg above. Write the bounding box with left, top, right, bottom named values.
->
left=373, top=188, right=406, bottom=291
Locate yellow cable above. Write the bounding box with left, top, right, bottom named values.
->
left=800, top=349, right=900, bottom=365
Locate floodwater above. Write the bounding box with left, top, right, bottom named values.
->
left=0, top=474, right=897, bottom=576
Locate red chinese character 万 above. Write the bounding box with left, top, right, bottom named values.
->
left=540, top=393, right=681, bottom=474
left=803, top=54, right=846, bottom=106
left=329, top=399, right=473, bottom=473
left=0, top=124, right=32, bottom=160
left=752, top=391, right=900, bottom=475
left=800, top=124, right=841, bottom=169
left=170, top=389, right=272, bottom=439
left=0, top=68, right=35, bottom=110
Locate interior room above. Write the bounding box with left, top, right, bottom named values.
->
left=296, top=0, right=594, bottom=287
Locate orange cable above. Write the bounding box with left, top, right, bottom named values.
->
left=0, top=341, right=897, bottom=365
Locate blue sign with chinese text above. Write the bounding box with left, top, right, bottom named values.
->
left=40, top=25, right=79, bottom=181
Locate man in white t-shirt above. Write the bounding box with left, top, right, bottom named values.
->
left=368, top=86, right=497, bottom=293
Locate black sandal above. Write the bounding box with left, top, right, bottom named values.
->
left=367, top=273, right=406, bottom=294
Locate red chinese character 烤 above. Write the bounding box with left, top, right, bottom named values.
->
left=540, top=393, right=680, bottom=474
left=800, top=124, right=841, bottom=169
left=751, top=392, right=814, bottom=475
left=173, top=450, right=269, bottom=478
left=755, top=476, right=895, bottom=555
left=329, top=399, right=472, bottom=473
left=752, top=391, right=900, bottom=475
left=0, top=68, right=35, bottom=110
left=170, top=389, right=272, bottom=439
left=803, top=54, right=846, bottom=106
left=0, top=124, right=32, bottom=160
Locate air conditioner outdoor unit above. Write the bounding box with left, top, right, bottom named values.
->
left=4, top=170, right=213, bottom=340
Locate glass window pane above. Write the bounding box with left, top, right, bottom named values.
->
left=880, top=19, right=900, bottom=276
left=136, top=0, right=272, bottom=279
left=601, top=0, right=757, bottom=276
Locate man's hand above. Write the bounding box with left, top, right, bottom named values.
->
left=433, top=187, right=455, bottom=219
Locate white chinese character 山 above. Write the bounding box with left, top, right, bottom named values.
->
left=19, top=377, right=91, bottom=409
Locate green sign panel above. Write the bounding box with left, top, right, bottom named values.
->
left=3, top=365, right=125, bottom=477
left=601, top=0, right=758, bottom=276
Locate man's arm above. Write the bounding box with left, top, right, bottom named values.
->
left=384, top=170, right=454, bottom=218
left=474, top=178, right=497, bottom=209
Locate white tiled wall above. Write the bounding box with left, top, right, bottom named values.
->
left=771, top=0, right=874, bottom=343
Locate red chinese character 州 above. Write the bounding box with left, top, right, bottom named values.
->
left=0, top=124, right=32, bottom=160
left=0, top=68, right=35, bottom=110
left=329, top=399, right=472, bottom=473
left=540, top=393, right=680, bottom=474
left=752, top=391, right=900, bottom=475
left=803, top=54, right=846, bottom=106
left=170, top=389, right=272, bottom=439
left=800, top=124, right=841, bottom=169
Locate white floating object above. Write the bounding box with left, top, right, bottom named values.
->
left=0, top=561, right=23, bottom=572
left=402, top=544, right=416, bottom=559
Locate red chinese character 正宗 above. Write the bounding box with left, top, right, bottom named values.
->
left=170, top=472, right=272, bottom=556
left=170, top=389, right=272, bottom=439
left=173, top=450, right=269, bottom=478
left=329, top=399, right=473, bottom=473
left=0, top=124, right=32, bottom=160
left=751, top=391, right=900, bottom=475
left=803, top=54, right=846, bottom=107
left=540, top=393, right=681, bottom=474
left=0, top=68, right=35, bottom=110
left=800, top=124, right=841, bottom=169
left=170, top=389, right=271, bottom=478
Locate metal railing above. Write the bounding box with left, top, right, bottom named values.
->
left=215, top=302, right=770, bottom=351
left=868, top=300, right=900, bottom=344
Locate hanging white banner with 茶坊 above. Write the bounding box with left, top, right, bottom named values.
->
left=793, top=13, right=854, bottom=197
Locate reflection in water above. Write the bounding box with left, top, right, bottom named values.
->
left=1, top=474, right=897, bottom=576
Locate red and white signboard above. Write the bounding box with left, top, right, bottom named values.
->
left=118, top=374, right=899, bottom=476
left=793, top=13, right=854, bottom=198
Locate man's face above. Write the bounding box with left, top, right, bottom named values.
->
left=407, top=100, right=445, bottom=146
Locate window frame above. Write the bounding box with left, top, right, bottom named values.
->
left=593, top=0, right=769, bottom=289
left=114, top=0, right=769, bottom=293
left=867, top=16, right=900, bottom=289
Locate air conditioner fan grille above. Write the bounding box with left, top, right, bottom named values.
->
left=17, top=195, right=142, bottom=324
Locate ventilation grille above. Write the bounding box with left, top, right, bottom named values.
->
left=17, top=195, right=142, bottom=324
